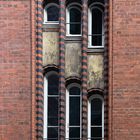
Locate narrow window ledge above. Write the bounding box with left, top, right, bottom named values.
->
left=65, top=36, right=82, bottom=42
left=43, top=23, right=59, bottom=32
left=87, top=48, right=104, bottom=53
left=43, top=23, right=59, bottom=28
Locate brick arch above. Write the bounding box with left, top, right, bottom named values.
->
left=43, top=64, right=59, bottom=75
left=88, top=88, right=104, bottom=98
left=42, top=0, right=59, bottom=8
left=66, top=0, right=82, bottom=6
left=66, top=76, right=81, bottom=87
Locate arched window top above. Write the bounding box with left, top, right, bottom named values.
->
left=88, top=0, right=105, bottom=6
left=89, top=2, right=104, bottom=12
left=45, top=70, right=58, bottom=78
left=45, top=71, right=59, bottom=95
left=66, top=0, right=82, bottom=6
left=88, top=89, right=104, bottom=98
left=67, top=83, right=81, bottom=90
left=89, top=94, right=103, bottom=102
left=67, top=2, right=82, bottom=10
left=66, top=3, right=82, bottom=35
left=44, top=3, right=59, bottom=23
left=88, top=2, right=104, bottom=48
left=69, top=7, right=81, bottom=22
left=88, top=94, right=104, bottom=139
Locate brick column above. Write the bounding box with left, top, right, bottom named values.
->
left=81, top=0, right=88, bottom=139
left=104, top=0, right=109, bottom=140
left=59, top=0, right=66, bottom=139
left=35, top=0, right=44, bottom=139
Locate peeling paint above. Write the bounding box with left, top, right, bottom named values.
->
left=65, top=43, right=81, bottom=78
left=88, top=54, right=104, bottom=90
left=43, top=32, right=59, bottom=66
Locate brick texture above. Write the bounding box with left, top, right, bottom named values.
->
left=0, top=1, right=32, bottom=140
left=0, top=0, right=140, bottom=140
left=110, top=0, right=140, bottom=140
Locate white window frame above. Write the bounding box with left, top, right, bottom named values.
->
left=43, top=71, right=59, bottom=139
left=44, top=3, right=59, bottom=24
left=66, top=3, right=82, bottom=36
left=88, top=5, right=104, bottom=48
left=88, top=94, right=104, bottom=140
left=65, top=83, right=82, bottom=139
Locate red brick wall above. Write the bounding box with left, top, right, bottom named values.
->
left=0, top=1, right=32, bottom=140
left=110, top=0, right=140, bottom=140
left=0, top=0, right=140, bottom=140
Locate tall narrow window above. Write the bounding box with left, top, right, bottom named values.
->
left=88, top=5, right=104, bottom=48
left=88, top=95, right=104, bottom=140
left=66, top=84, right=81, bottom=139
left=44, top=72, right=59, bottom=139
left=66, top=5, right=81, bottom=35
left=44, top=3, right=59, bottom=23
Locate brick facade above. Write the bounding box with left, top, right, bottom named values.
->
left=0, top=0, right=140, bottom=140
left=109, top=0, right=140, bottom=140
left=0, top=1, right=32, bottom=140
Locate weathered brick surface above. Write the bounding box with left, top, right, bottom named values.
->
left=111, top=0, right=140, bottom=140
left=0, top=0, right=140, bottom=140
left=0, top=1, right=31, bottom=140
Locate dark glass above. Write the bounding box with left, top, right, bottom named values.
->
left=48, top=97, right=58, bottom=126
left=69, top=87, right=80, bottom=95
left=47, top=6, right=59, bottom=21
left=70, top=23, right=81, bottom=34
left=48, top=74, right=59, bottom=95
left=92, top=8, right=103, bottom=45
left=70, top=8, right=81, bottom=22
left=70, top=8, right=81, bottom=34
left=91, top=98, right=102, bottom=125
left=48, top=127, right=58, bottom=138
left=69, top=127, right=80, bottom=139
left=92, top=35, right=102, bottom=46
left=91, top=127, right=102, bottom=139
left=70, top=97, right=80, bottom=125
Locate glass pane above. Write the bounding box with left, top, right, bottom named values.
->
left=48, top=127, right=58, bottom=139
left=70, top=23, right=81, bottom=34
left=70, top=8, right=81, bottom=34
left=91, top=98, right=102, bottom=125
left=69, top=127, right=80, bottom=139
left=48, top=74, right=59, bottom=95
left=70, top=8, right=81, bottom=22
left=69, top=87, right=80, bottom=95
left=92, top=8, right=103, bottom=46
left=92, top=35, right=102, bottom=46
left=48, top=97, right=58, bottom=126
left=91, top=127, right=102, bottom=139
left=70, top=97, right=80, bottom=125
left=92, top=8, right=102, bottom=34
left=47, top=6, right=59, bottom=21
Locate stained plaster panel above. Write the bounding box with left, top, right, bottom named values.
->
left=88, top=54, right=104, bottom=90
left=65, top=42, right=81, bottom=78
left=43, top=32, right=59, bottom=66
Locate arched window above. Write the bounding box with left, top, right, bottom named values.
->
left=66, top=4, right=82, bottom=35
left=88, top=94, right=104, bottom=140
left=88, top=4, right=104, bottom=48
left=66, top=84, right=81, bottom=139
left=44, top=3, right=59, bottom=23
left=43, top=72, right=59, bottom=139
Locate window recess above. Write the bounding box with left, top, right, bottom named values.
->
left=66, top=4, right=82, bottom=36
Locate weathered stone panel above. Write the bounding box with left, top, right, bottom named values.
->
left=88, top=54, right=104, bottom=90
left=43, top=32, right=59, bottom=66
left=65, top=43, right=81, bottom=78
